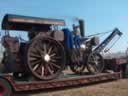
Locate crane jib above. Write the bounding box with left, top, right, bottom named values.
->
left=93, top=28, right=123, bottom=53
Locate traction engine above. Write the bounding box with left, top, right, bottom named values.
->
left=0, top=14, right=123, bottom=81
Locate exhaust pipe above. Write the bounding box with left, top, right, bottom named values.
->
left=78, top=19, right=85, bottom=37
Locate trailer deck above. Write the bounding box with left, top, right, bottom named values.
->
left=1, top=72, right=121, bottom=92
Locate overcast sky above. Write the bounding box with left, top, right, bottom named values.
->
left=0, top=0, right=128, bottom=52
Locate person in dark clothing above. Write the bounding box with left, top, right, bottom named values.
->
left=73, top=25, right=81, bottom=48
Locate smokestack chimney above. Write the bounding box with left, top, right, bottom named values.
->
left=79, top=19, right=85, bottom=37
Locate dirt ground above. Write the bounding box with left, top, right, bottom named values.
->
left=15, top=79, right=128, bottom=96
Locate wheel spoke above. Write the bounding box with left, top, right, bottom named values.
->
left=50, top=59, right=57, bottom=62
left=88, top=60, right=95, bottom=64
left=51, top=56, right=61, bottom=60
left=50, top=63, right=61, bottom=69
left=90, top=56, right=97, bottom=64
left=91, top=64, right=98, bottom=71
left=50, top=53, right=56, bottom=57
left=38, top=39, right=44, bottom=48
left=43, top=43, right=47, bottom=54
left=37, top=42, right=46, bottom=53
left=29, top=57, right=37, bottom=61
left=41, top=65, right=45, bottom=76
left=35, top=45, right=43, bottom=53
left=31, top=60, right=41, bottom=67
left=29, top=52, right=41, bottom=58
left=91, top=55, right=96, bottom=62
left=89, top=64, right=95, bottom=72
left=33, top=64, right=40, bottom=71
left=30, top=48, right=38, bottom=53
left=35, top=64, right=42, bottom=75
left=46, top=64, right=53, bottom=75
left=30, top=47, right=42, bottom=58
left=88, top=59, right=98, bottom=71
left=48, top=47, right=53, bottom=54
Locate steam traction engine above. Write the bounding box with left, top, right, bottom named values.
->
left=1, top=14, right=67, bottom=80
left=0, top=14, right=122, bottom=81
left=69, top=27, right=122, bottom=74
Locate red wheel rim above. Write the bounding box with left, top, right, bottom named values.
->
left=0, top=84, right=6, bottom=96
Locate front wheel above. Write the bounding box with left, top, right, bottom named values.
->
left=86, top=52, right=104, bottom=74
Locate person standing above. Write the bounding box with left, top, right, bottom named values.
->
left=73, top=25, right=81, bottom=48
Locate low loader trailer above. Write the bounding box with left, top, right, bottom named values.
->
left=0, top=57, right=126, bottom=95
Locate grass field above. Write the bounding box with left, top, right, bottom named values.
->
left=15, top=79, right=128, bottom=96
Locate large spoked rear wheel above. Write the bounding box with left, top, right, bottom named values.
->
left=87, top=52, right=104, bottom=74
left=28, top=37, right=65, bottom=80
left=0, top=78, right=13, bottom=96
left=70, top=49, right=86, bottom=74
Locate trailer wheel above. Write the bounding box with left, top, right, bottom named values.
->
left=0, top=78, right=13, bottom=96
left=87, top=52, right=104, bottom=74
left=28, top=37, right=65, bottom=80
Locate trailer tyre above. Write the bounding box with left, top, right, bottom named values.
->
left=0, top=78, right=13, bottom=96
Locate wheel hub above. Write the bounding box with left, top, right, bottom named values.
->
left=44, top=54, right=51, bottom=62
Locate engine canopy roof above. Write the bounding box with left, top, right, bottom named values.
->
left=2, top=14, right=65, bottom=31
